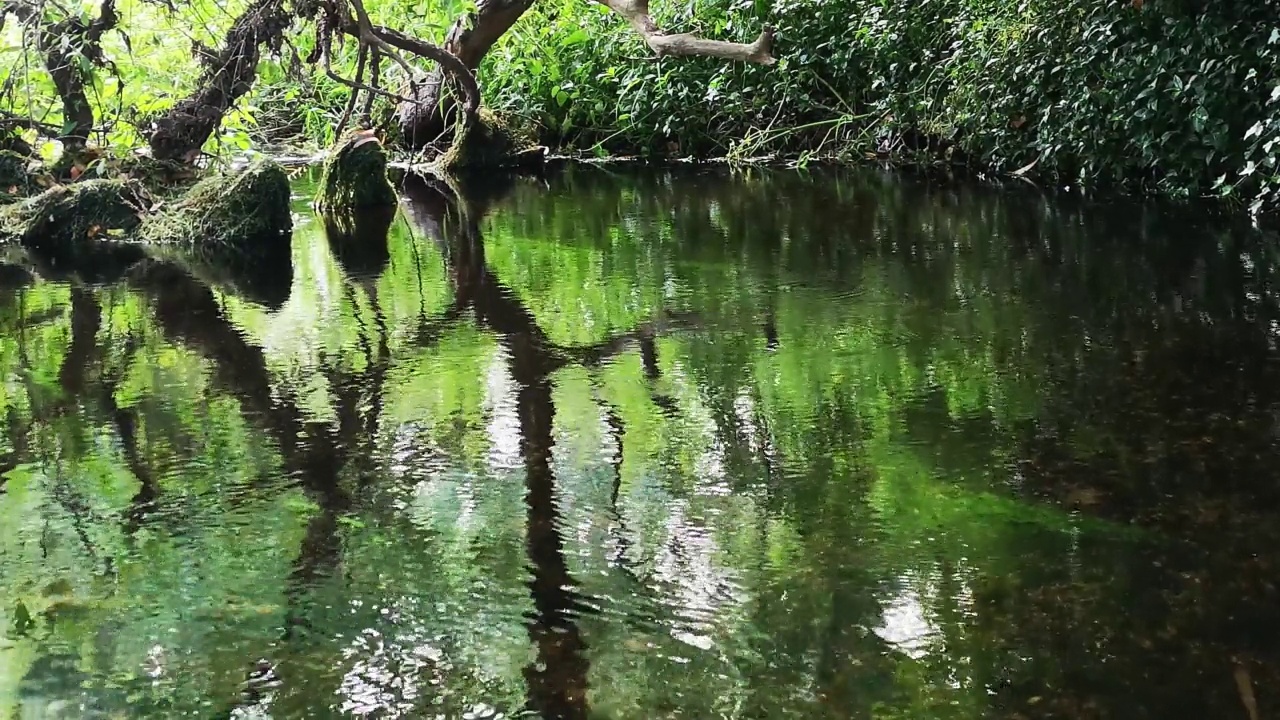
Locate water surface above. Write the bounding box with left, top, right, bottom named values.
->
left=2, top=165, right=1280, bottom=719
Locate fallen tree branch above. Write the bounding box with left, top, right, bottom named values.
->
left=593, top=0, right=776, bottom=65
left=0, top=112, right=62, bottom=136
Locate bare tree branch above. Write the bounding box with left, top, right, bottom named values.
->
left=345, top=0, right=418, bottom=84
left=313, top=0, right=479, bottom=134
left=361, top=47, right=380, bottom=124
left=334, top=43, right=368, bottom=137
left=321, top=36, right=415, bottom=105
left=593, top=0, right=776, bottom=64
left=342, top=21, right=482, bottom=125
left=394, top=0, right=534, bottom=148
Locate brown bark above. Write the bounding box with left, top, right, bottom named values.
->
left=397, top=0, right=537, bottom=149
left=351, top=22, right=481, bottom=122
left=595, top=0, right=776, bottom=64
left=146, top=0, right=289, bottom=161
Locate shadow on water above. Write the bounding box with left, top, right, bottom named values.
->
left=402, top=173, right=595, bottom=719
left=5, top=163, right=1280, bottom=718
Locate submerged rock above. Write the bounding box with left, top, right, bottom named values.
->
left=314, top=130, right=397, bottom=215
left=323, top=206, right=395, bottom=278
left=138, top=160, right=294, bottom=306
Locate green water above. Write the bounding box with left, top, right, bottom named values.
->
left=2, top=165, right=1280, bottom=719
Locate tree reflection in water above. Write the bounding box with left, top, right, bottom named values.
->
left=1, top=166, right=1280, bottom=719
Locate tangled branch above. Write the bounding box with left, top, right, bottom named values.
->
left=310, top=0, right=481, bottom=133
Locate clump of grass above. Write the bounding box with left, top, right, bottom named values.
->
left=141, top=159, right=293, bottom=255
left=0, top=179, right=149, bottom=251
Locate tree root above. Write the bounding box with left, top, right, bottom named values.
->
left=431, top=108, right=546, bottom=172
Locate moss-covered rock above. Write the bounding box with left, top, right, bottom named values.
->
left=136, top=160, right=294, bottom=306
left=0, top=179, right=149, bottom=251
left=315, top=131, right=397, bottom=215
left=116, top=156, right=203, bottom=198
left=140, top=159, right=292, bottom=255
left=435, top=109, right=546, bottom=172
left=0, top=160, right=294, bottom=293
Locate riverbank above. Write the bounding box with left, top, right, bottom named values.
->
left=5, top=0, right=1275, bottom=218
left=429, top=0, right=1280, bottom=215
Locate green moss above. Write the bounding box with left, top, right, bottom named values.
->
left=140, top=159, right=292, bottom=256
left=434, top=109, right=545, bottom=172
left=315, top=132, right=396, bottom=215
left=116, top=156, right=204, bottom=198
left=0, top=180, right=148, bottom=251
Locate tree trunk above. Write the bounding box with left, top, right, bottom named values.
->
left=395, top=0, right=537, bottom=149
left=1, top=0, right=119, bottom=153
left=146, top=0, right=289, bottom=161
left=41, top=40, right=97, bottom=153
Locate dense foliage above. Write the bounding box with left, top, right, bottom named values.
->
left=479, top=0, right=1280, bottom=212
left=1, top=0, right=1278, bottom=208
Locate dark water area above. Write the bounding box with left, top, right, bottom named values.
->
left=3, top=164, right=1280, bottom=719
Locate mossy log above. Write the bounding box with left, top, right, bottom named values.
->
left=0, top=179, right=150, bottom=255
left=140, top=160, right=291, bottom=249
left=314, top=131, right=397, bottom=215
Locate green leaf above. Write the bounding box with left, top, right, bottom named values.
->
left=562, top=29, right=591, bottom=47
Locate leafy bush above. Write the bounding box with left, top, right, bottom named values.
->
left=474, top=0, right=1280, bottom=212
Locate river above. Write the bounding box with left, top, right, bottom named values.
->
left=1, top=164, right=1278, bottom=719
